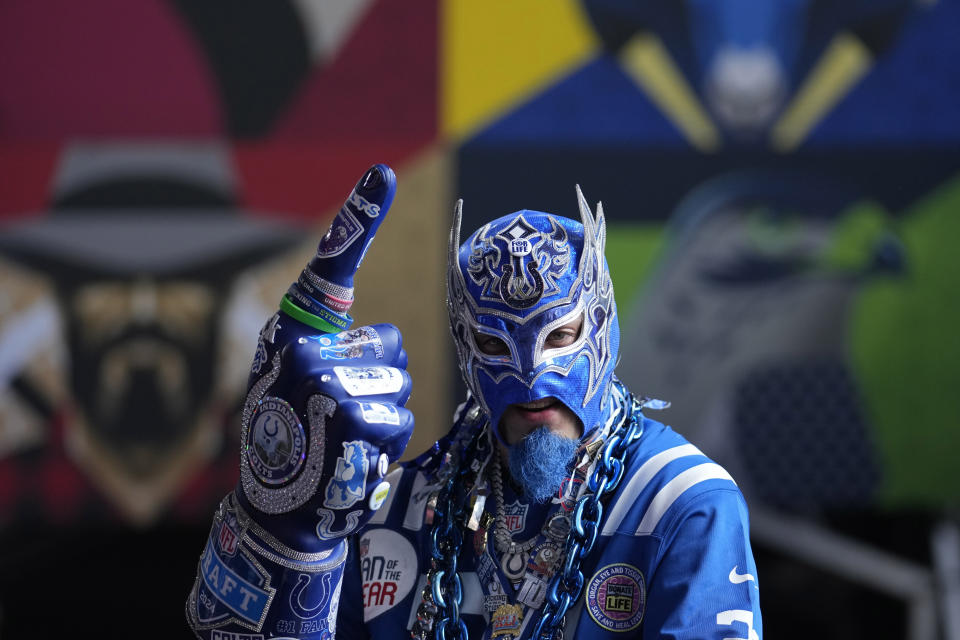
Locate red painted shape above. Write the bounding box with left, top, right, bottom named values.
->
left=242, top=0, right=439, bottom=220
left=272, top=0, right=438, bottom=146
left=232, top=141, right=423, bottom=222
left=0, top=0, right=223, bottom=139
left=0, top=143, right=61, bottom=218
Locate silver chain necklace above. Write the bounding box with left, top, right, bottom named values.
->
left=489, top=452, right=541, bottom=556
left=413, top=382, right=646, bottom=640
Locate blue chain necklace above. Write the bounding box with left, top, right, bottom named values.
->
left=412, top=382, right=645, bottom=640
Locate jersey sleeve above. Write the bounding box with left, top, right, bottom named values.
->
left=643, top=488, right=762, bottom=640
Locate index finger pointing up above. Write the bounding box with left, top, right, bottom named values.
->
left=284, top=164, right=397, bottom=331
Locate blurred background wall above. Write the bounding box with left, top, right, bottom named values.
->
left=0, top=0, right=958, bottom=638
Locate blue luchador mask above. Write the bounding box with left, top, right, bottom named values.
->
left=447, top=187, right=620, bottom=445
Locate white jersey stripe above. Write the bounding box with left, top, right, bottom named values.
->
left=403, top=471, right=432, bottom=531
left=600, top=443, right=703, bottom=536
left=634, top=463, right=736, bottom=536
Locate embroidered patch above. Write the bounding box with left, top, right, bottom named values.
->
left=323, top=440, right=369, bottom=509
left=359, top=402, right=400, bottom=425
left=587, top=564, right=646, bottom=632
left=359, top=529, right=418, bottom=621
left=195, top=537, right=274, bottom=628
left=315, top=508, right=362, bottom=540
left=334, top=366, right=404, bottom=396
left=466, top=214, right=571, bottom=309
left=311, top=326, right=384, bottom=360
left=316, top=205, right=363, bottom=257
left=211, top=632, right=265, bottom=640
left=246, top=396, right=306, bottom=486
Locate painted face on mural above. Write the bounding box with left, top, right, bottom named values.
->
left=67, top=278, right=220, bottom=472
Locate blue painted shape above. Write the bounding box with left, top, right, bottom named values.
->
left=807, top=1, right=960, bottom=145
left=467, top=57, right=690, bottom=148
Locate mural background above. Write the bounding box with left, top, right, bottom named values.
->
left=0, top=0, right=957, bottom=637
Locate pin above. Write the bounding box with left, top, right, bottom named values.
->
left=473, top=512, right=495, bottom=557
left=484, top=592, right=508, bottom=613
left=466, top=491, right=488, bottom=531
left=501, top=550, right=529, bottom=585
left=518, top=575, right=548, bottom=608
left=484, top=578, right=508, bottom=613
left=527, top=542, right=561, bottom=580
left=424, top=492, right=439, bottom=525
left=545, top=512, right=571, bottom=542
left=491, top=603, right=524, bottom=638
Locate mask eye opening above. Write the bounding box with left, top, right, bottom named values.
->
left=472, top=330, right=511, bottom=357
left=542, top=307, right=586, bottom=356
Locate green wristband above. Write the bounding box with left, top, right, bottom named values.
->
left=280, top=295, right=351, bottom=334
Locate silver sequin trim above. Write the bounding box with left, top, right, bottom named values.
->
left=240, top=352, right=334, bottom=514
left=244, top=534, right=346, bottom=572
left=231, top=493, right=338, bottom=565
left=303, top=265, right=355, bottom=301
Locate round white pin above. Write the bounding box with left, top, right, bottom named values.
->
left=369, top=482, right=391, bottom=511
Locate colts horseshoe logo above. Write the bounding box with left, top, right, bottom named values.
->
left=498, top=262, right=545, bottom=308
left=289, top=572, right=333, bottom=619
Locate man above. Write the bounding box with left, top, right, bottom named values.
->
left=186, top=165, right=762, bottom=639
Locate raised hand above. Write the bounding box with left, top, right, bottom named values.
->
left=238, top=322, right=412, bottom=551
left=187, top=165, right=414, bottom=639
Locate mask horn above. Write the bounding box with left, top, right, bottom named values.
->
left=594, top=199, right=607, bottom=255
left=575, top=185, right=597, bottom=273
left=575, top=185, right=595, bottom=238
left=448, top=199, right=463, bottom=272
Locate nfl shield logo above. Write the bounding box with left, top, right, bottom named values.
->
left=218, top=521, right=239, bottom=556
left=503, top=500, right=529, bottom=534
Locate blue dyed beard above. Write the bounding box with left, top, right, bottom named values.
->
left=507, top=426, right=578, bottom=503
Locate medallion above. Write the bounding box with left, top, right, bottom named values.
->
left=491, top=603, right=524, bottom=638
left=501, top=550, right=529, bottom=585
left=545, top=512, right=571, bottom=543
left=527, top=541, right=561, bottom=580
left=517, top=574, right=549, bottom=608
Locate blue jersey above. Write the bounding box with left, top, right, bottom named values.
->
left=336, top=413, right=762, bottom=639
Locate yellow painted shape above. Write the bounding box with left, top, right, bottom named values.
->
left=771, top=32, right=873, bottom=152
left=442, top=0, right=599, bottom=140
left=619, top=33, right=721, bottom=153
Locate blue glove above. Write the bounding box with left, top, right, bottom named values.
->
left=187, top=165, right=414, bottom=640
